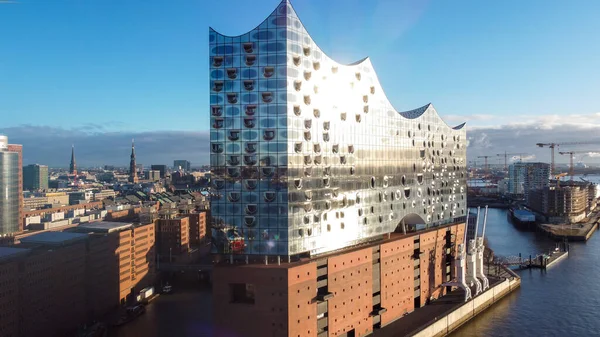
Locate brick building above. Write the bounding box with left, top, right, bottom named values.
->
left=0, top=222, right=156, bottom=337
left=188, top=211, right=208, bottom=245
left=213, top=223, right=465, bottom=337
left=156, top=216, right=190, bottom=261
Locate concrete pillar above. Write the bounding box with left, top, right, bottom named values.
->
left=264, top=255, right=268, bottom=265
left=277, top=256, right=281, bottom=265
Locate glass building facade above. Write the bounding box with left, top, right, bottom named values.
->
left=209, top=0, right=467, bottom=257
left=0, top=136, right=20, bottom=235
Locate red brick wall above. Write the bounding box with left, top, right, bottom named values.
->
left=327, top=248, right=373, bottom=337
left=380, top=236, right=415, bottom=326
left=287, top=262, right=317, bottom=337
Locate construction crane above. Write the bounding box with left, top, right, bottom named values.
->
left=477, top=156, right=491, bottom=176
left=554, top=172, right=568, bottom=188
left=536, top=141, right=600, bottom=177
left=496, top=152, right=529, bottom=171
left=558, top=150, right=599, bottom=181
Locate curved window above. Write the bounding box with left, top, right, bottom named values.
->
left=245, top=142, right=257, bottom=153
left=244, top=179, right=258, bottom=190
left=304, top=71, right=311, bottom=81
left=294, top=142, right=303, bottom=153
left=211, top=143, right=224, bottom=153
left=261, top=167, right=275, bottom=177
left=313, top=109, right=320, bottom=118
left=331, top=66, right=338, bottom=74
left=370, top=86, right=375, bottom=94
left=313, top=85, right=319, bottom=94
left=340, top=155, right=346, bottom=164
left=355, top=114, right=361, bottom=123
left=303, top=203, right=312, bottom=212
left=303, top=46, right=311, bottom=56
left=227, top=93, right=238, bottom=104
left=332, top=144, right=339, bottom=154
left=294, top=178, right=302, bottom=189
left=363, top=95, right=368, bottom=103
left=404, top=188, right=411, bottom=199
left=304, top=167, right=312, bottom=177
left=243, top=80, right=254, bottom=91
left=243, top=117, right=255, bottom=128
left=243, top=155, right=257, bottom=166
left=245, top=55, right=256, bottom=66
left=363, top=105, right=369, bottom=114
left=212, top=81, right=223, bottom=92
left=227, top=68, right=237, bottom=79
left=245, top=105, right=257, bottom=116
left=244, top=216, right=256, bottom=227
left=263, top=67, right=275, bottom=78
left=323, top=121, right=330, bottom=130
left=228, top=130, right=240, bottom=141
left=245, top=204, right=258, bottom=215
left=304, top=155, right=312, bottom=165
left=227, top=167, right=240, bottom=178
left=325, top=200, right=332, bottom=210
left=313, top=61, right=320, bottom=70
left=263, top=129, right=275, bottom=141
left=294, top=80, right=302, bottom=91
left=211, top=106, right=223, bottom=116
left=417, top=188, right=422, bottom=198
left=355, top=72, right=361, bottom=80
left=304, top=131, right=311, bottom=141
left=370, top=177, right=376, bottom=189
left=417, top=174, right=424, bottom=184
left=313, top=143, right=321, bottom=153
left=314, top=155, right=322, bottom=165
left=293, top=55, right=301, bottom=66
left=340, top=112, right=346, bottom=121
left=323, top=166, right=331, bottom=177
left=228, top=192, right=241, bottom=202
left=213, top=179, right=225, bottom=190
left=213, top=118, right=224, bottom=129
left=293, top=105, right=301, bottom=116
left=261, top=92, right=273, bottom=103
left=304, top=190, right=313, bottom=201
left=264, top=191, right=276, bottom=203
left=323, top=177, right=330, bottom=187
left=243, top=42, right=254, bottom=53
left=304, top=95, right=311, bottom=105
left=228, top=155, right=240, bottom=166
left=304, top=119, right=312, bottom=129
left=350, top=166, right=355, bottom=175
left=212, top=56, right=223, bottom=67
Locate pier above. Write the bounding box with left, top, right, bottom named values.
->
left=538, top=209, right=600, bottom=241
left=494, top=242, right=569, bottom=270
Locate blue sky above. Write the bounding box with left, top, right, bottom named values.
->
left=1, top=0, right=599, bottom=166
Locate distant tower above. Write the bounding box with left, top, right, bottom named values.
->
left=129, top=139, right=138, bottom=183
left=69, top=145, right=77, bottom=175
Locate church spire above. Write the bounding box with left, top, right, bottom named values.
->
left=129, top=139, right=138, bottom=183
left=69, top=144, right=77, bottom=175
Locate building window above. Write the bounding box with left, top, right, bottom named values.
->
left=230, top=283, right=255, bottom=304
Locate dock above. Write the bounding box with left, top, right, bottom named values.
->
left=538, top=211, right=600, bottom=241
left=374, top=266, right=520, bottom=337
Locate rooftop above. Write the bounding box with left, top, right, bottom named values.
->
left=77, top=221, right=133, bottom=233
left=19, top=231, right=88, bottom=246
left=0, top=246, right=31, bottom=262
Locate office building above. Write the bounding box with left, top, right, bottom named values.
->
left=189, top=211, right=208, bottom=245
left=23, top=164, right=48, bottom=191
left=156, top=216, right=190, bottom=262
left=0, top=136, right=21, bottom=234
left=151, top=164, right=168, bottom=178
left=508, top=162, right=550, bottom=198
left=145, top=169, right=161, bottom=181
left=210, top=2, right=467, bottom=336
left=174, top=159, right=191, bottom=172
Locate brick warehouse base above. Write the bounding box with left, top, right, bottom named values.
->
left=212, top=222, right=465, bottom=337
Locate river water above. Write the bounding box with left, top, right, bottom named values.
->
left=110, top=205, right=600, bottom=337
left=452, top=207, right=600, bottom=337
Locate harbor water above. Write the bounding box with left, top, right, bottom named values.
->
left=451, top=207, right=600, bottom=337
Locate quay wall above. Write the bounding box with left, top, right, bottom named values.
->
left=410, top=276, right=520, bottom=337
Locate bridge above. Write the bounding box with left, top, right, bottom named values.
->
left=493, top=247, right=568, bottom=270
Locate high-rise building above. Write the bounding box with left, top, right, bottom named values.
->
left=209, top=0, right=467, bottom=258
left=7, top=142, right=23, bottom=232
left=508, top=162, right=550, bottom=198
left=145, top=170, right=161, bottom=181
left=69, top=145, right=77, bottom=175
left=129, top=140, right=139, bottom=183
left=0, top=136, right=21, bottom=235
left=23, top=164, right=49, bottom=191
left=209, top=2, right=468, bottom=336
left=173, top=159, right=191, bottom=172
left=150, top=164, right=168, bottom=178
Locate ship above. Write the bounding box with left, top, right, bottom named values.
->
left=508, top=207, right=536, bottom=229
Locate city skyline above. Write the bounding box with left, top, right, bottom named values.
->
left=1, top=0, right=600, bottom=166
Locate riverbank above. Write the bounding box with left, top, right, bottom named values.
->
left=538, top=209, right=600, bottom=241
